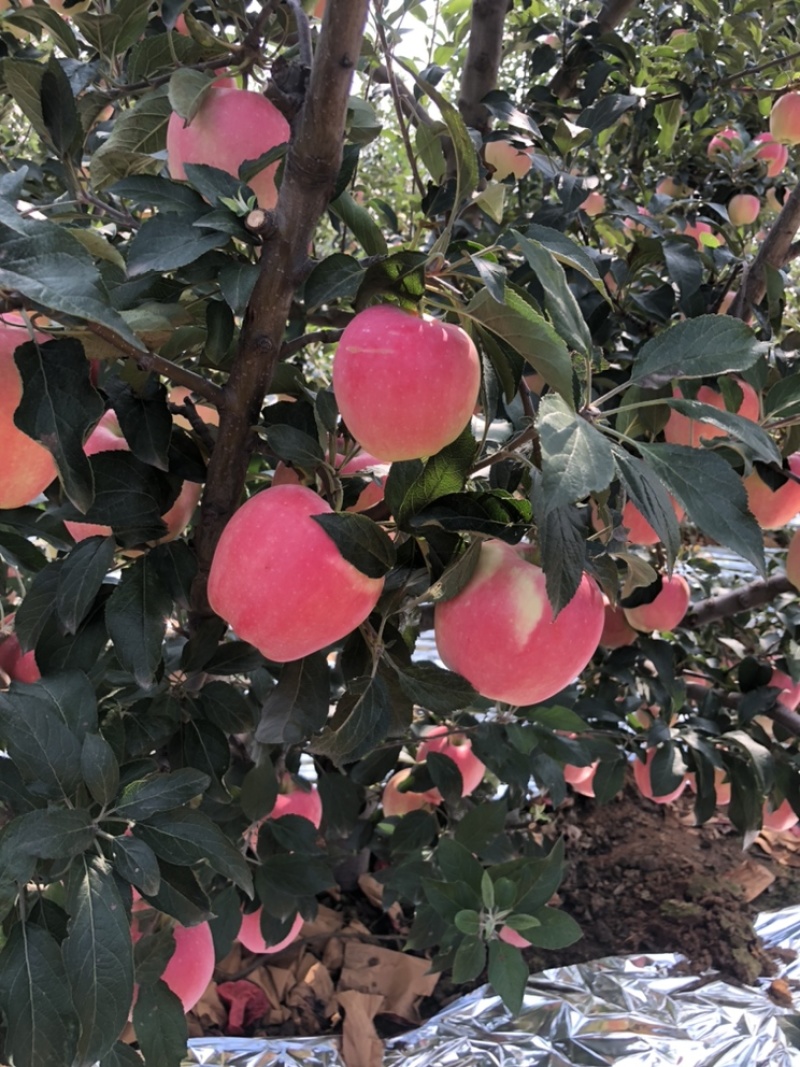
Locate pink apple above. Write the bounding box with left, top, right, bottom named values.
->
left=744, top=453, right=800, bottom=529
left=332, top=306, right=481, bottom=462
left=763, top=798, right=799, bottom=831
left=769, top=668, right=800, bottom=711
left=237, top=909, right=304, bottom=955
left=0, top=315, right=57, bottom=509
left=707, top=126, right=741, bottom=157
left=632, top=747, right=690, bottom=804
left=0, top=614, right=39, bottom=684
left=770, top=91, right=800, bottom=145
left=416, top=724, right=485, bottom=799
left=786, top=532, right=800, bottom=592
left=581, top=190, right=606, bottom=216
left=563, top=761, right=599, bottom=797
left=623, top=206, right=651, bottom=234
left=434, top=540, right=605, bottom=707
left=484, top=139, right=532, bottom=181
left=130, top=897, right=215, bottom=1014
left=656, top=177, right=690, bottom=198
left=499, top=925, right=532, bottom=948
left=599, top=598, right=637, bottom=650
left=624, top=574, right=690, bottom=632
left=682, top=219, right=721, bottom=248
left=728, top=193, right=760, bottom=226
left=207, top=484, right=384, bottom=662
left=381, top=768, right=438, bottom=816
left=273, top=451, right=389, bottom=513
left=65, top=411, right=201, bottom=544
left=753, top=132, right=789, bottom=177
left=620, top=496, right=684, bottom=545
left=246, top=773, right=322, bottom=852
left=167, top=86, right=290, bottom=210
left=663, top=379, right=759, bottom=447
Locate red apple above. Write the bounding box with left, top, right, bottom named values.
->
left=381, top=768, right=437, bottom=816
left=623, top=206, right=651, bottom=234
left=707, top=126, right=741, bottom=157
left=763, top=798, right=799, bottom=831
left=632, top=747, right=690, bottom=804
left=237, top=909, right=304, bottom=955
left=484, top=139, right=532, bottom=181
left=332, top=305, right=481, bottom=462
left=246, top=773, right=323, bottom=852
left=581, top=190, right=606, bottom=216
left=434, top=540, right=605, bottom=707
left=682, top=219, right=721, bottom=248
left=624, top=574, right=690, bottom=632
left=416, top=724, right=486, bottom=799
left=64, top=411, right=201, bottom=544
left=599, top=598, right=637, bottom=650
left=131, top=898, right=215, bottom=1014
left=563, top=761, right=599, bottom=797
left=744, top=453, right=800, bottom=529
left=663, top=379, right=759, bottom=447
left=770, top=91, right=800, bottom=145
left=620, top=496, right=684, bottom=545
left=0, top=315, right=57, bottom=509
left=499, top=925, right=532, bottom=948
left=769, top=668, right=800, bottom=711
left=207, top=484, right=384, bottom=662
left=753, top=132, right=789, bottom=176
left=167, top=86, right=291, bottom=210
left=0, top=632, right=39, bottom=684
left=728, top=193, right=760, bottom=226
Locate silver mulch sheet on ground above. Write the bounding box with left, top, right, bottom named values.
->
left=183, top=904, right=800, bottom=1066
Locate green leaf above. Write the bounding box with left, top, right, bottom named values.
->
left=452, top=936, right=487, bottom=983
left=56, top=536, right=116, bottom=635
left=13, top=670, right=97, bottom=739
left=524, top=224, right=604, bottom=289
left=196, top=680, right=255, bottom=734
left=638, top=443, right=765, bottom=574
left=613, top=450, right=681, bottom=567
left=167, top=67, right=215, bottom=122
left=41, top=57, right=80, bottom=157
left=114, top=768, right=210, bottom=821
left=480, top=870, right=495, bottom=909
left=111, top=835, right=161, bottom=896
left=313, top=674, right=391, bottom=765
left=81, top=733, right=119, bottom=807
left=0, top=923, right=79, bottom=1067
left=240, top=758, right=279, bottom=823
left=126, top=212, right=230, bottom=276
left=530, top=476, right=587, bottom=615
left=0, top=689, right=83, bottom=799
left=663, top=399, right=780, bottom=465
left=137, top=861, right=211, bottom=926
left=436, top=839, right=485, bottom=896
left=111, top=174, right=206, bottom=215
left=631, top=315, right=767, bottom=388
left=255, top=652, right=330, bottom=746
left=329, top=191, right=388, bottom=257
left=577, top=93, right=638, bottom=135
left=354, top=250, right=427, bottom=312
left=655, top=98, right=683, bottom=153
left=132, top=980, right=187, bottom=1067
left=63, top=856, right=134, bottom=1066
left=106, top=377, right=172, bottom=471
left=395, top=662, right=482, bottom=714
left=487, top=938, right=528, bottom=1015
left=312, top=511, right=396, bottom=579
left=99, top=1041, right=145, bottom=1067
left=467, top=286, right=573, bottom=405
left=454, top=909, right=481, bottom=936
left=539, top=394, right=615, bottom=510
left=1, top=808, right=95, bottom=862
left=264, top=425, right=324, bottom=469
left=4, top=59, right=50, bottom=146
left=512, top=230, right=592, bottom=355
left=663, top=239, right=703, bottom=301
left=1, top=7, right=79, bottom=56
left=13, top=560, right=61, bottom=651
left=515, top=906, right=582, bottom=949
left=304, top=253, right=364, bottom=310
left=385, top=427, right=476, bottom=525
left=90, top=89, right=171, bottom=191
left=133, top=809, right=253, bottom=896
left=105, top=557, right=172, bottom=689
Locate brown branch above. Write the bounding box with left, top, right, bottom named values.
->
left=376, top=22, right=426, bottom=197
left=280, top=329, right=343, bottom=358
left=682, top=573, right=794, bottom=628
left=457, top=0, right=510, bottom=134
left=549, top=0, right=637, bottom=101
left=82, top=321, right=223, bottom=404
left=371, top=65, right=437, bottom=129
left=684, top=683, right=800, bottom=738
left=188, top=0, right=370, bottom=630
left=730, top=183, right=800, bottom=320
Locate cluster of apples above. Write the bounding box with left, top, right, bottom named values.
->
left=382, top=725, right=486, bottom=815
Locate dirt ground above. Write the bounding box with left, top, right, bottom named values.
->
left=189, top=786, right=800, bottom=1055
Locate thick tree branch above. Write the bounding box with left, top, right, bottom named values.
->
left=189, top=0, right=370, bottom=630
left=549, top=0, right=637, bottom=101
left=730, top=184, right=800, bottom=320
left=682, top=573, right=794, bottom=628
left=684, top=683, right=800, bottom=739
left=458, top=0, right=509, bottom=134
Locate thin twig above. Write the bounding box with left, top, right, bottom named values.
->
left=283, top=0, right=313, bottom=70
left=280, top=328, right=343, bottom=358
left=375, top=20, right=427, bottom=198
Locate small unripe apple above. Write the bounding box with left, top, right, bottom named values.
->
left=0, top=315, right=57, bottom=509
left=624, top=574, right=690, bottom=632
left=237, top=909, right=304, bottom=955
left=381, top=768, right=437, bottom=816
left=484, top=139, right=532, bottom=181
left=64, top=411, right=201, bottom=545
left=208, top=484, right=384, bottom=662
left=581, top=190, right=606, bottom=216
left=632, top=748, right=690, bottom=804
left=743, top=453, right=800, bottom=529
left=167, top=86, right=290, bottom=210
left=753, top=132, right=789, bottom=177
left=332, top=306, right=481, bottom=462
left=770, top=91, right=800, bottom=145
left=663, top=379, right=759, bottom=447
left=728, top=193, right=760, bottom=226
left=707, top=126, right=741, bottom=157
left=599, top=597, right=637, bottom=650
left=434, top=539, right=605, bottom=707
left=416, top=724, right=486, bottom=799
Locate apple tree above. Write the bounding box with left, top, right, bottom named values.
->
left=0, top=0, right=799, bottom=1062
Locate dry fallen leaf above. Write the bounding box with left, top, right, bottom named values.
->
left=722, top=858, right=776, bottom=902
left=337, top=989, right=385, bottom=1067
left=338, top=940, right=439, bottom=1023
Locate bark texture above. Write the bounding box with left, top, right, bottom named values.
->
left=458, top=0, right=509, bottom=133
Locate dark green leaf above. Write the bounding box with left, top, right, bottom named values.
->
left=105, top=557, right=172, bottom=688
left=530, top=474, right=586, bottom=614
left=40, top=57, right=80, bottom=157
left=452, top=936, right=487, bottom=983
left=114, top=769, right=211, bottom=821
left=63, top=856, right=134, bottom=1066
left=111, top=175, right=206, bottom=215
left=12, top=670, right=97, bottom=738
left=196, top=680, right=255, bottom=733
left=133, top=927, right=175, bottom=988
left=524, top=224, right=604, bottom=288
left=664, top=399, right=780, bottom=465
left=0, top=689, right=83, bottom=799
left=81, top=733, right=119, bottom=807
left=638, top=444, right=765, bottom=574
left=264, top=425, right=324, bottom=469
left=387, top=428, right=476, bottom=526
left=577, top=93, right=638, bottom=134
left=467, top=286, right=573, bottom=405
left=1, top=7, right=79, bottom=56
left=516, top=906, right=582, bottom=949
left=539, top=394, right=614, bottom=510
left=613, top=450, right=681, bottom=567
left=1, top=808, right=95, bottom=862
left=240, top=758, right=279, bottom=823
left=99, top=1041, right=145, bottom=1067
left=663, top=239, right=703, bottom=301
left=487, top=938, right=528, bottom=1015
left=126, top=213, right=229, bottom=276
left=437, top=838, right=485, bottom=895
left=90, top=90, right=171, bottom=190
left=513, top=230, right=591, bottom=355
left=312, top=511, right=396, bottom=579
left=396, top=663, right=482, bottom=714
left=137, top=861, right=211, bottom=926
left=106, top=377, right=172, bottom=471
left=304, top=254, right=364, bottom=311
left=6, top=557, right=59, bottom=649
left=133, top=809, right=253, bottom=896
left=132, top=980, right=187, bottom=1067
left=354, top=250, right=427, bottom=312
left=329, top=191, right=388, bottom=256
left=219, top=262, right=259, bottom=314
left=167, top=67, right=214, bottom=121
left=255, top=652, right=330, bottom=745
left=56, top=536, right=116, bottom=635
left=111, top=835, right=161, bottom=896
left=631, top=315, right=767, bottom=388
left=313, top=674, right=391, bottom=765
left=0, top=923, right=78, bottom=1067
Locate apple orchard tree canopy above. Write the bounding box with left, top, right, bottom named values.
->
left=0, top=0, right=800, bottom=1063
